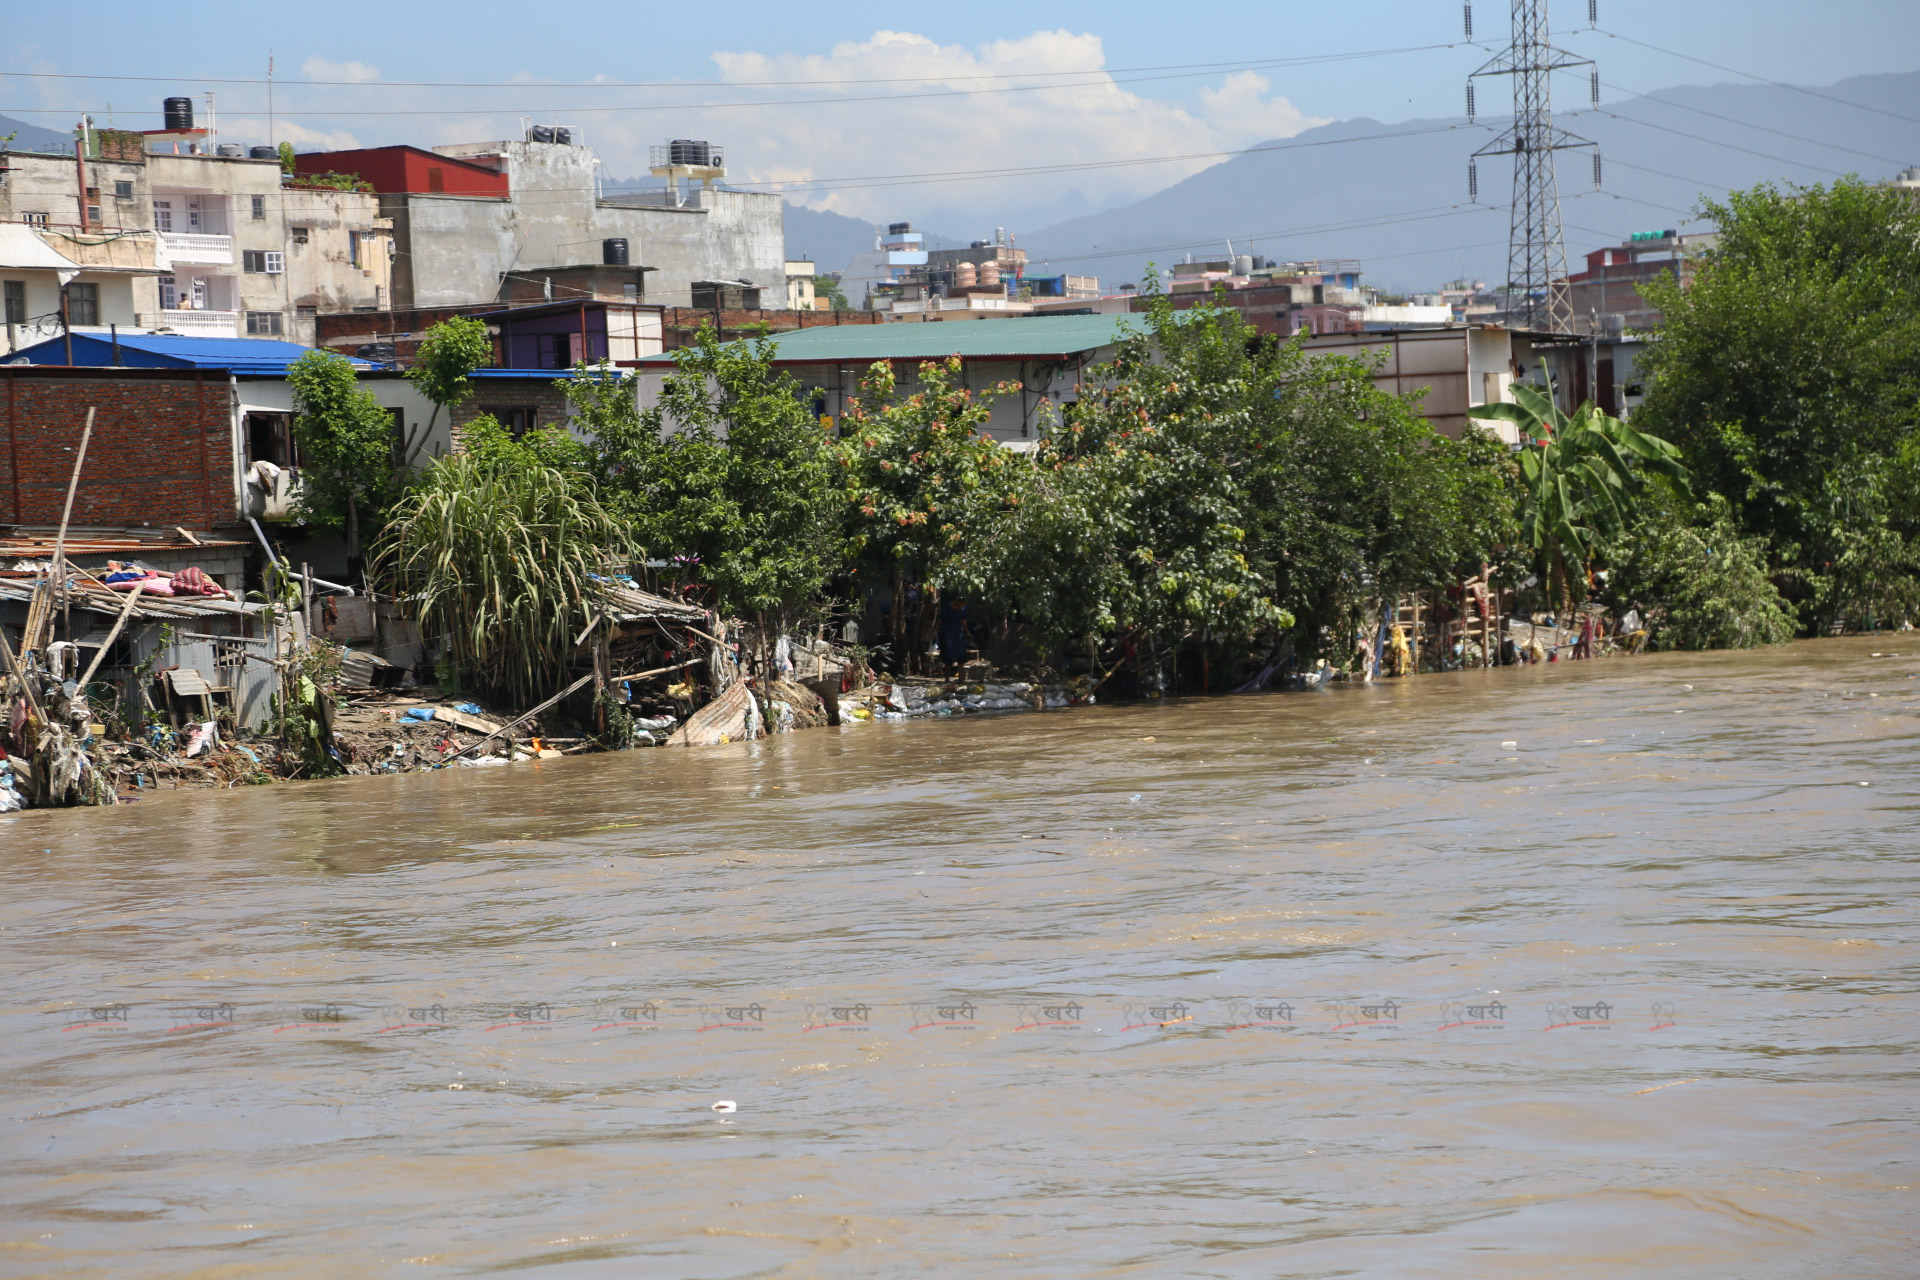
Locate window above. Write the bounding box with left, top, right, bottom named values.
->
left=480, top=406, right=538, bottom=439
left=114, top=180, right=134, bottom=200
left=246, top=311, right=284, bottom=336
left=246, top=412, right=296, bottom=468
left=347, top=231, right=360, bottom=267
left=85, top=186, right=99, bottom=199
left=291, top=226, right=310, bottom=245
left=243, top=250, right=284, bottom=274
left=22, top=211, right=48, bottom=227
left=251, top=194, right=266, bottom=220
left=66, top=282, right=100, bottom=326
left=87, top=205, right=102, bottom=225
left=3, top=281, right=24, bottom=325
left=295, top=304, right=317, bottom=319
left=152, top=201, right=171, bottom=232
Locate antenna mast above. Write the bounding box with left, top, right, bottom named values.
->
left=1467, top=0, right=1600, bottom=333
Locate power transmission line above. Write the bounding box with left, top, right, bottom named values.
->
left=1588, top=29, right=1920, bottom=128
left=1468, top=0, right=1596, bottom=333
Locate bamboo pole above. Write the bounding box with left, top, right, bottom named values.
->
left=445, top=673, right=595, bottom=762
left=0, top=623, right=45, bottom=727
left=76, top=583, right=146, bottom=688
left=52, top=409, right=95, bottom=645
left=1410, top=592, right=1421, bottom=676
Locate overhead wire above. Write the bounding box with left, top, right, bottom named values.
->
left=0, top=44, right=1457, bottom=91
left=1586, top=29, right=1920, bottom=128
left=0, top=43, right=1459, bottom=118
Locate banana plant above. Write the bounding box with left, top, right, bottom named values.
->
left=1471, top=383, right=1687, bottom=609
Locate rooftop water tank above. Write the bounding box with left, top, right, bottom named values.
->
left=668, top=139, right=711, bottom=166
left=603, top=237, right=630, bottom=266
left=163, top=97, right=194, bottom=130
left=955, top=261, right=977, bottom=287
left=888, top=221, right=913, bottom=236
left=529, top=125, right=556, bottom=144
left=552, top=127, right=572, bottom=146
left=249, top=145, right=278, bottom=160
left=1233, top=254, right=1254, bottom=276
left=216, top=143, right=244, bottom=158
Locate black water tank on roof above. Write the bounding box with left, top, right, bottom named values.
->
left=603, top=237, right=629, bottom=266
left=529, top=125, right=556, bottom=144
left=888, top=221, right=912, bottom=235
left=249, top=145, right=278, bottom=160
left=163, top=97, right=194, bottom=130
left=668, top=139, right=710, bottom=166
left=553, top=127, right=572, bottom=146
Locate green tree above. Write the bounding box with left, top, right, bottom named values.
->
left=375, top=451, right=632, bottom=707
left=277, top=141, right=295, bottom=174
left=1605, top=493, right=1797, bottom=649
left=1635, top=177, right=1920, bottom=630
left=1471, top=384, right=1685, bottom=609
left=404, top=316, right=495, bottom=467
left=286, top=349, right=398, bottom=571
left=837, top=357, right=1024, bottom=668
left=817, top=275, right=852, bottom=312
left=619, top=326, right=839, bottom=644
left=1022, top=292, right=1515, bottom=678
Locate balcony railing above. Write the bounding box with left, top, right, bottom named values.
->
left=158, top=232, right=234, bottom=265
left=140, top=309, right=239, bottom=338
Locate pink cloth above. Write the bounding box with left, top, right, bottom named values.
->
left=172, top=567, right=226, bottom=597
left=106, top=576, right=173, bottom=596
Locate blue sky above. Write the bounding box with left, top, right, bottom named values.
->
left=5, top=0, right=1913, bottom=226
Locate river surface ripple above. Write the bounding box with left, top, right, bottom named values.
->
left=1, top=637, right=1916, bottom=1277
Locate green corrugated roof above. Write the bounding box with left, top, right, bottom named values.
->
left=638, top=313, right=1142, bottom=366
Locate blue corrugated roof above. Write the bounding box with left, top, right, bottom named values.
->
left=8, top=332, right=369, bottom=374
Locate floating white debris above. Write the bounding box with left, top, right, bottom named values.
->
left=1501, top=740, right=1518, bottom=749
left=712, top=1100, right=738, bottom=1113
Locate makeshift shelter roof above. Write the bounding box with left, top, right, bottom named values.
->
left=0, top=575, right=265, bottom=622
left=597, top=578, right=708, bottom=625
left=635, top=313, right=1143, bottom=368
left=0, top=526, right=247, bottom=562
left=6, top=332, right=370, bottom=375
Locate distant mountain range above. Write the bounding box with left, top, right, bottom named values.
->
left=785, top=69, right=1920, bottom=295
left=0, top=114, right=80, bottom=152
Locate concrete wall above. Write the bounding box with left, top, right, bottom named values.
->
left=0, top=149, right=151, bottom=233
left=390, top=140, right=785, bottom=312
left=281, top=187, right=393, bottom=346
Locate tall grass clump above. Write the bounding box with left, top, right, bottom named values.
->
left=376, top=452, right=632, bottom=707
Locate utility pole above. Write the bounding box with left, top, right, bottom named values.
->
left=1467, top=0, right=1601, bottom=334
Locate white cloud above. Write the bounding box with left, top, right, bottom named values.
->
left=588, top=29, right=1326, bottom=226
left=221, top=116, right=363, bottom=151
left=301, top=57, right=380, bottom=84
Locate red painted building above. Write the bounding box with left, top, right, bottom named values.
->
left=292, top=146, right=509, bottom=198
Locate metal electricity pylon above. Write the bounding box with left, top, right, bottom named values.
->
left=1466, top=0, right=1600, bottom=334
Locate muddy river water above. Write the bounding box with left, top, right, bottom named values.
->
left=2, top=638, right=1915, bottom=1277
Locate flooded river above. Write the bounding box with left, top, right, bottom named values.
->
left=3, top=638, right=1916, bottom=1277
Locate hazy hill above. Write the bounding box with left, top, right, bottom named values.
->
left=1015, top=70, right=1920, bottom=294
left=0, top=113, right=81, bottom=153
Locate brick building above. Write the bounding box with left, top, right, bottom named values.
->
left=0, top=365, right=238, bottom=530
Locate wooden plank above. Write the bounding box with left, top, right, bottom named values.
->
left=435, top=705, right=505, bottom=734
